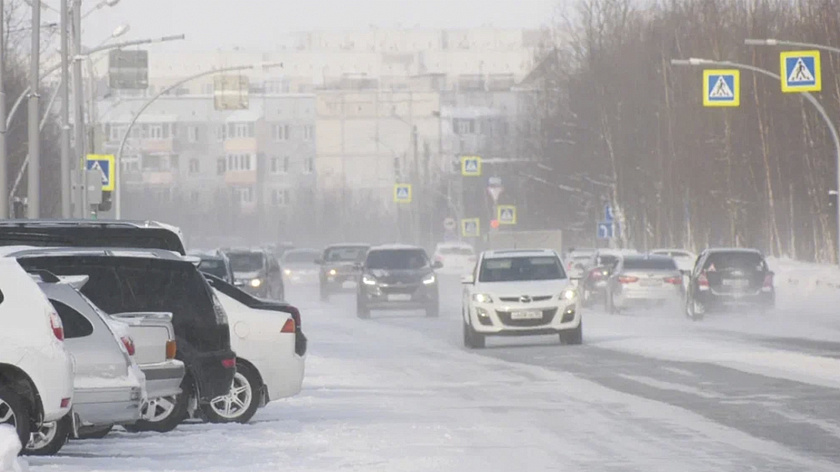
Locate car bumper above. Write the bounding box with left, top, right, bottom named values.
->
left=285, top=273, right=319, bottom=284
left=36, top=350, right=75, bottom=423
left=265, top=351, right=306, bottom=402
left=469, top=301, right=580, bottom=335
left=190, top=349, right=237, bottom=402
left=695, top=289, right=775, bottom=310
left=360, top=284, right=438, bottom=310
left=614, top=286, right=682, bottom=308
left=142, top=360, right=186, bottom=400
left=74, top=386, right=144, bottom=426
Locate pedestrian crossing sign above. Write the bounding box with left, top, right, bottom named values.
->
left=497, top=205, right=516, bottom=225
left=461, top=156, right=482, bottom=177
left=394, top=183, right=412, bottom=203
left=781, top=50, right=821, bottom=93
left=86, top=154, right=115, bottom=191
left=703, top=70, right=739, bottom=107
left=461, top=218, right=480, bottom=237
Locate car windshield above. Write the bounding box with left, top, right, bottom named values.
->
left=438, top=246, right=474, bottom=256
left=479, top=256, right=566, bottom=282
left=324, top=246, right=368, bottom=262
left=198, top=258, right=230, bottom=280
left=622, top=258, right=677, bottom=271
left=704, top=252, right=767, bottom=272
left=227, top=253, right=265, bottom=272
left=596, top=255, right=619, bottom=266
left=283, top=250, right=320, bottom=264
left=366, top=249, right=429, bottom=270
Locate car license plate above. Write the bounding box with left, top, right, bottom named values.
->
left=510, top=310, right=543, bottom=320
left=723, top=279, right=749, bottom=288
left=388, top=294, right=412, bottom=302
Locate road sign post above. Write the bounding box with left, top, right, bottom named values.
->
left=604, top=204, right=615, bottom=223
left=108, top=50, right=149, bottom=90
left=461, top=218, right=480, bottom=238
left=497, top=205, right=517, bottom=225
left=781, top=50, right=821, bottom=93
left=394, top=183, right=412, bottom=203
left=703, top=69, right=740, bottom=107
left=443, top=217, right=456, bottom=231
left=86, top=154, right=115, bottom=192
left=597, top=222, right=614, bottom=240
left=461, top=156, right=482, bottom=177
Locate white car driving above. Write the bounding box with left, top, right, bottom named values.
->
left=433, top=242, right=476, bottom=275
left=461, top=249, right=582, bottom=349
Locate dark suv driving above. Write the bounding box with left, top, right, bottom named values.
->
left=356, top=245, right=442, bottom=319
left=685, top=248, right=775, bottom=320
left=318, top=243, right=370, bottom=300
left=223, top=248, right=284, bottom=300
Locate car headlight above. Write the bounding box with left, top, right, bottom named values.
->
left=329, top=269, right=337, bottom=276
left=472, top=293, right=493, bottom=303
left=284, top=269, right=292, bottom=276
left=362, top=275, right=377, bottom=286
left=422, top=273, right=436, bottom=285
left=250, top=278, right=263, bottom=288
left=560, top=289, right=577, bottom=301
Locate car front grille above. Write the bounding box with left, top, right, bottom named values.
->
left=380, top=285, right=420, bottom=295
left=496, top=308, right=558, bottom=327
left=498, top=295, right=553, bottom=303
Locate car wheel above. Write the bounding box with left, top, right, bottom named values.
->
left=425, top=302, right=440, bottom=318
left=560, top=321, right=583, bottom=345
left=686, top=296, right=704, bottom=321
left=75, top=424, right=113, bottom=440
left=0, top=387, right=31, bottom=449
left=202, top=364, right=261, bottom=424
left=462, top=320, right=485, bottom=349
left=124, top=380, right=190, bottom=433
left=25, top=414, right=71, bottom=456
left=356, top=299, right=370, bottom=319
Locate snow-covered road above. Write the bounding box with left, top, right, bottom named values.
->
left=27, top=268, right=840, bottom=471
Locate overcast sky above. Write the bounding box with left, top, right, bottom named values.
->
left=58, top=0, right=564, bottom=51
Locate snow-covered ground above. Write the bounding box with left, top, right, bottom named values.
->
left=25, top=258, right=840, bottom=471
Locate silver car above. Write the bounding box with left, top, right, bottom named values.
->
left=605, top=255, right=684, bottom=313
left=25, top=273, right=146, bottom=456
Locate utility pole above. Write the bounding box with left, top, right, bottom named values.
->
left=72, top=0, right=86, bottom=217
left=0, top=0, right=7, bottom=219
left=27, top=0, right=41, bottom=218
left=59, top=0, right=70, bottom=217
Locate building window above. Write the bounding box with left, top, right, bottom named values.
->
left=454, top=118, right=475, bottom=135
left=217, top=157, right=226, bottom=175
left=149, top=125, right=164, bottom=139
left=189, top=158, right=199, bottom=174
left=303, top=125, right=313, bottom=141
left=236, top=187, right=254, bottom=204
left=109, top=125, right=126, bottom=142
left=272, top=124, right=290, bottom=141
left=216, top=125, right=226, bottom=142
left=226, top=153, right=254, bottom=171
left=270, top=157, right=280, bottom=174
left=304, top=157, right=313, bottom=174
left=227, top=122, right=255, bottom=139
left=188, top=126, right=199, bottom=143
left=271, top=189, right=290, bottom=206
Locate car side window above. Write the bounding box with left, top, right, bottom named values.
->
left=51, top=300, right=94, bottom=339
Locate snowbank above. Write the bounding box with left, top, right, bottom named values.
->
left=0, top=425, right=28, bottom=472
left=768, top=257, right=840, bottom=293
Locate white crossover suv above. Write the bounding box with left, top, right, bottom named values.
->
left=461, top=249, right=581, bottom=349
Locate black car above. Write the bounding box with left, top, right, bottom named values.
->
left=579, top=252, right=622, bottom=307
left=11, top=247, right=236, bottom=433
left=685, top=248, right=775, bottom=320
left=191, top=249, right=235, bottom=283
left=317, top=243, right=370, bottom=300
left=223, top=248, right=284, bottom=300
left=0, top=219, right=186, bottom=253
left=356, top=245, right=442, bottom=318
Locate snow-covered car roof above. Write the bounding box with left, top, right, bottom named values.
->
left=483, top=249, right=559, bottom=259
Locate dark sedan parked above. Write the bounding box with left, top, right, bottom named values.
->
left=685, top=248, right=775, bottom=320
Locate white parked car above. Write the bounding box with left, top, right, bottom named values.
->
left=0, top=259, right=74, bottom=447
left=202, top=275, right=307, bottom=423
left=461, top=249, right=581, bottom=349
left=433, top=242, right=476, bottom=275
left=649, top=248, right=698, bottom=272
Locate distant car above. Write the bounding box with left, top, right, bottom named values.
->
left=281, top=249, right=322, bottom=285
left=461, top=249, right=581, bottom=349
left=317, top=244, right=370, bottom=300
left=357, top=245, right=442, bottom=318
left=432, top=242, right=476, bottom=275
left=684, top=248, right=775, bottom=320
left=649, top=249, right=697, bottom=273
left=204, top=275, right=307, bottom=424
left=564, top=248, right=596, bottom=280
left=579, top=249, right=635, bottom=307
left=224, top=248, right=284, bottom=300
left=0, top=259, right=74, bottom=448
left=9, top=247, right=236, bottom=434
left=604, top=254, right=684, bottom=314
left=26, top=273, right=146, bottom=456
left=191, top=250, right=235, bottom=284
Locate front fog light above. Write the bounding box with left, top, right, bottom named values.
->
left=250, top=278, right=263, bottom=288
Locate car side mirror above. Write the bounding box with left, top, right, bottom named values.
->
left=433, top=260, right=443, bottom=269
left=461, top=274, right=475, bottom=284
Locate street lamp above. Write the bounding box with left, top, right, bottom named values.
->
left=745, top=38, right=840, bottom=55
left=83, top=0, right=121, bottom=18
left=671, top=57, right=840, bottom=265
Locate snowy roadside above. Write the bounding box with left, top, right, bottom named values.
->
left=0, top=426, right=28, bottom=472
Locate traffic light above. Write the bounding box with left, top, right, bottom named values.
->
left=98, top=191, right=112, bottom=212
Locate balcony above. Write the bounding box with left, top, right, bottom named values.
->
left=224, top=170, right=257, bottom=186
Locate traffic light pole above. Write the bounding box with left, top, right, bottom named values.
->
left=72, top=0, right=88, bottom=217
left=59, top=0, right=71, bottom=217
left=26, top=0, right=41, bottom=218
left=0, top=0, right=7, bottom=219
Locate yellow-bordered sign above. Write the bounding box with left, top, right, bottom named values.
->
left=461, top=218, right=480, bottom=237
left=781, top=50, right=821, bottom=93
left=86, top=154, right=115, bottom=191
left=461, top=156, right=482, bottom=177
left=394, top=183, right=412, bottom=203
left=702, top=69, right=739, bottom=107
left=497, top=205, right=517, bottom=225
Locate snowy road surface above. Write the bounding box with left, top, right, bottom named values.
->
left=27, top=269, right=840, bottom=471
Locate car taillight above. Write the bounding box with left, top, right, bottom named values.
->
left=281, top=318, right=296, bottom=333
left=121, top=336, right=136, bottom=356
left=664, top=276, right=682, bottom=285
left=49, top=311, right=64, bottom=341
left=590, top=269, right=603, bottom=280
left=286, top=306, right=301, bottom=329
left=763, top=273, right=773, bottom=288
left=165, top=340, right=177, bottom=359
left=618, top=276, right=639, bottom=284
left=698, top=272, right=710, bottom=288
left=60, top=398, right=71, bottom=408
left=221, top=358, right=236, bottom=369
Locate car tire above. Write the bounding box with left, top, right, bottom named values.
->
left=25, top=414, right=71, bottom=456
left=75, top=424, right=113, bottom=440
left=357, top=299, right=370, bottom=319
left=0, top=386, right=32, bottom=449
left=560, top=321, right=583, bottom=345
left=202, top=363, right=261, bottom=425
left=462, top=320, right=485, bottom=349
left=426, top=302, right=440, bottom=318
left=124, top=380, right=190, bottom=433
left=685, top=296, right=704, bottom=321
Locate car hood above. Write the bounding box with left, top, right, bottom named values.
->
left=475, top=279, right=572, bottom=297
left=234, top=271, right=263, bottom=280
left=369, top=269, right=431, bottom=284
left=284, top=263, right=318, bottom=271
